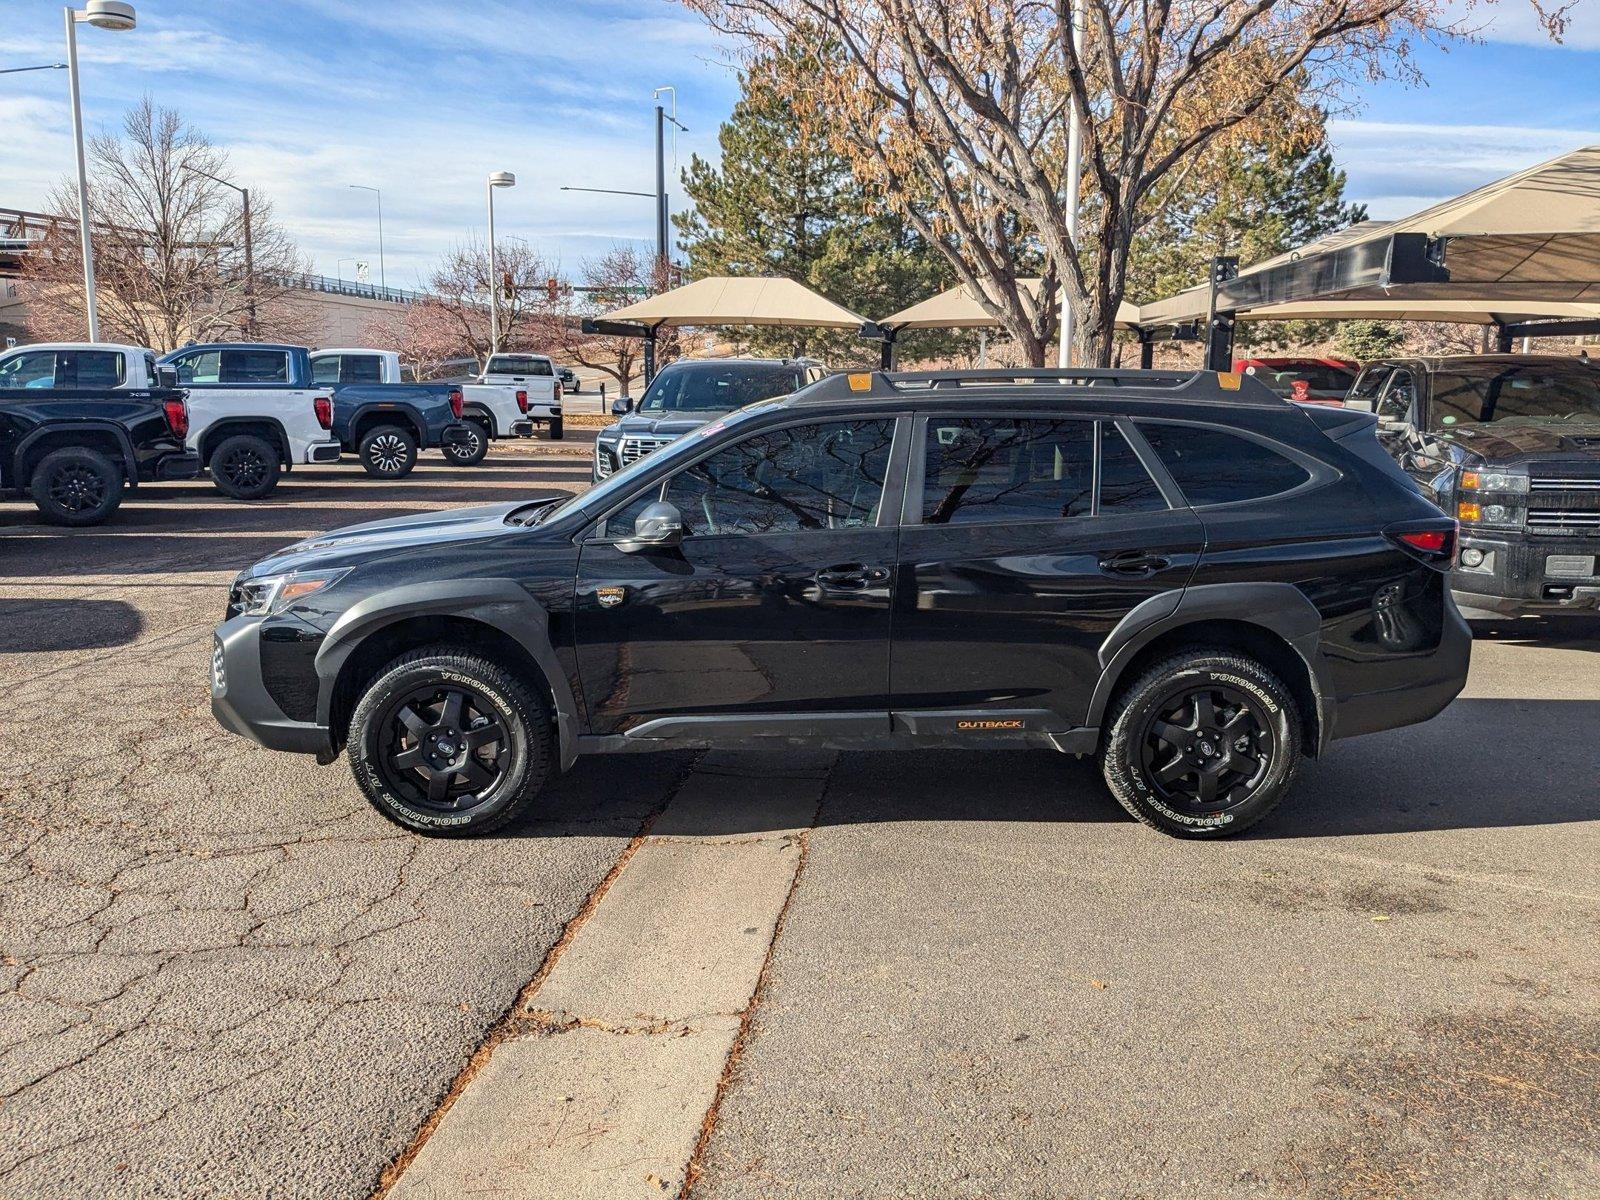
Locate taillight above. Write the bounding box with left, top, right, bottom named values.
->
left=554, top=380, right=563, bottom=402
left=448, top=388, right=463, bottom=419
left=1388, top=523, right=1457, bottom=565
left=162, top=397, right=189, bottom=439
left=516, top=389, right=529, bottom=413
left=313, top=396, right=333, bottom=429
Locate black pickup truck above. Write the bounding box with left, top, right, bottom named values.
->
left=0, top=384, right=200, bottom=525
left=1352, top=353, right=1600, bottom=617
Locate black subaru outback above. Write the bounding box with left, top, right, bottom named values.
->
left=211, top=369, right=1468, bottom=839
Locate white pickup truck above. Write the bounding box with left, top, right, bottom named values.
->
left=312, top=348, right=557, bottom=463
left=0, top=341, right=340, bottom=499
left=481, top=353, right=565, bottom=441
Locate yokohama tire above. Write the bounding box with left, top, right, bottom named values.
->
left=30, top=446, right=124, bottom=526
left=1099, top=649, right=1302, bottom=838
left=348, top=647, right=552, bottom=836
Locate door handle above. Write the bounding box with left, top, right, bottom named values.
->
left=816, top=563, right=890, bottom=589
left=1098, top=551, right=1170, bottom=577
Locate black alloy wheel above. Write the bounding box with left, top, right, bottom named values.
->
left=375, top=682, right=512, bottom=813
left=30, top=446, right=124, bottom=526
left=1138, top=683, right=1272, bottom=813
left=210, top=433, right=281, bottom=500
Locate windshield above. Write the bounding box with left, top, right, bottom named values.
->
left=524, top=400, right=785, bottom=526
left=1432, top=363, right=1600, bottom=425
left=639, top=364, right=801, bottom=415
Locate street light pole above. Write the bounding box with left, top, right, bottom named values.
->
left=63, top=2, right=137, bottom=342
left=486, top=171, right=515, bottom=360
left=184, top=165, right=253, bottom=336
left=348, top=184, right=386, bottom=294
left=651, top=87, right=685, bottom=284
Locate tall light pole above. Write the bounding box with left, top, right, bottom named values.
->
left=651, top=87, right=686, bottom=282
left=64, top=1, right=137, bottom=342
left=1056, top=0, right=1084, bottom=369
left=347, top=184, right=385, bottom=294
left=486, top=171, right=515, bottom=359
left=183, top=165, right=252, bottom=337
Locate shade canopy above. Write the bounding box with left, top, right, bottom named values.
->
left=1232, top=299, right=1600, bottom=326
left=598, top=275, right=866, bottom=329
left=1137, top=145, right=1600, bottom=329
left=877, top=278, right=1140, bottom=331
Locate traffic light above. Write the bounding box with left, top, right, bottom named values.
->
left=502, top=271, right=514, bottom=301
left=546, top=276, right=559, bottom=304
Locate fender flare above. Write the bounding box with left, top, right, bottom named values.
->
left=1086, top=581, right=1335, bottom=753
left=313, top=578, right=581, bottom=770
left=340, top=402, right=427, bottom=446
left=14, top=421, right=138, bottom=490
left=198, top=416, right=292, bottom=467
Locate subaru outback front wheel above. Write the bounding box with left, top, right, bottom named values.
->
left=1099, top=650, right=1301, bottom=838
left=347, top=647, right=552, bottom=835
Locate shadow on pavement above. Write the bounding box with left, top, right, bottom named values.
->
left=1469, top=615, right=1600, bottom=652
left=0, top=598, right=144, bottom=652
left=551, top=697, right=1600, bottom=842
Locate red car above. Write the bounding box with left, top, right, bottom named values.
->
left=1234, top=357, right=1357, bottom=405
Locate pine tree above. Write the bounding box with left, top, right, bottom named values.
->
left=674, top=46, right=955, bottom=363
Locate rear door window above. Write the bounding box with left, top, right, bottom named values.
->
left=341, top=354, right=383, bottom=384
left=921, top=418, right=1094, bottom=525
left=220, top=350, right=290, bottom=384
left=311, top=355, right=341, bottom=385
left=59, top=350, right=125, bottom=388
left=172, top=350, right=221, bottom=384
left=1136, top=422, right=1310, bottom=506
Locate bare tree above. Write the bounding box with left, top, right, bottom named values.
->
left=23, top=98, right=310, bottom=350
left=419, top=236, right=560, bottom=369
left=683, top=0, right=1574, bottom=365
left=550, top=245, right=681, bottom=394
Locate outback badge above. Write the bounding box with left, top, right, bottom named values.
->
left=597, top=586, right=627, bottom=609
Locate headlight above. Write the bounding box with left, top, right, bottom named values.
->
left=1460, top=470, right=1528, bottom=494
left=233, top=569, right=348, bottom=616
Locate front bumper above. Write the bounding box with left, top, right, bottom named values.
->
left=153, top=450, right=202, bottom=481
left=211, top=617, right=331, bottom=755
left=1452, top=532, right=1600, bottom=615
left=305, top=440, right=341, bottom=464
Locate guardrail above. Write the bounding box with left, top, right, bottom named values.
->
left=285, top=273, right=429, bottom=305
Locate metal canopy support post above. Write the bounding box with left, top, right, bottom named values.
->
left=642, top=322, right=662, bottom=387
left=1205, top=255, right=1238, bottom=373
left=880, top=328, right=898, bottom=370
left=1138, top=330, right=1154, bottom=370
left=1493, top=322, right=1514, bottom=354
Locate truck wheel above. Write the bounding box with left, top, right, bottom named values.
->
left=1099, top=649, right=1301, bottom=839
left=348, top=646, right=553, bottom=836
left=360, top=425, right=418, bottom=478
left=30, top=447, right=124, bottom=527
left=210, top=433, right=282, bottom=499
left=442, top=418, right=489, bottom=466
left=548, top=418, right=565, bottom=441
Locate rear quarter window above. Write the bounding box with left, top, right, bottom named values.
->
left=1137, top=422, right=1311, bottom=506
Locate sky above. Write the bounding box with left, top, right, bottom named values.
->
left=2, top=0, right=1598, bottom=295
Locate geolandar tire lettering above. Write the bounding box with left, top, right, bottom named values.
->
left=347, top=647, right=553, bottom=836
left=1099, top=649, right=1302, bottom=838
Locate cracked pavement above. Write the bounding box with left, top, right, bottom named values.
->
left=0, top=448, right=680, bottom=1199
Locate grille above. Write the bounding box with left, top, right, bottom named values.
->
left=619, top=435, right=675, bottom=466
left=1530, top=476, right=1600, bottom=492
left=1527, top=510, right=1600, bottom=532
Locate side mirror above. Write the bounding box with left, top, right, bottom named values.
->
left=154, top=364, right=179, bottom=389
left=612, top=396, right=634, bottom=416
left=1343, top=397, right=1375, bottom=412
left=617, top=501, right=684, bottom=553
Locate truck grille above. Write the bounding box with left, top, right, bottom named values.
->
left=619, top=435, right=675, bottom=466
left=1528, top=473, right=1600, bottom=534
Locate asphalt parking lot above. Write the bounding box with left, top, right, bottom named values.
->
left=2, top=442, right=1597, bottom=1199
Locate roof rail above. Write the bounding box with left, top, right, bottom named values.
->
left=804, top=367, right=1286, bottom=406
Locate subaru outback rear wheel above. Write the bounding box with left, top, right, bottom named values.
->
left=348, top=647, right=552, bottom=835
left=1100, top=650, right=1301, bottom=838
